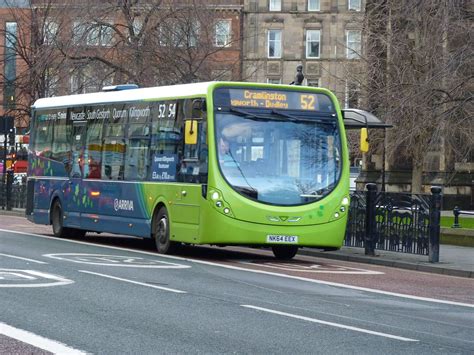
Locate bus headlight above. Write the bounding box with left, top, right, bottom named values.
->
left=341, top=197, right=349, bottom=206
left=209, top=188, right=234, bottom=217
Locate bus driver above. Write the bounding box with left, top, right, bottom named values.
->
left=218, top=137, right=239, bottom=169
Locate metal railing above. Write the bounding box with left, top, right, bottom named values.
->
left=0, top=178, right=27, bottom=210
left=452, top=206, right=474, bottom=228
left=345, top=184, right=442, bottom=262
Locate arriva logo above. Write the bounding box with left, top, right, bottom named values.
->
left=114, top=199, right=134, bottom=212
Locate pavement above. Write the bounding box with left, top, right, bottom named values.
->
left=1, top=207, right=473, bottom=278
left=300, top=245, right=474, bottom=278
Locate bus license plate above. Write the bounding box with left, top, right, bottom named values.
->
left=267, top=235, right=298, bottom=243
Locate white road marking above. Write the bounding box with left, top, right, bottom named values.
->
left=0, top=269, right=74, bottom=288
left=241, top=305, right=419, bottom=342
left=44, top=253, right=190, bottom=268
left=79, top=270, right=187, bottom=294
left=0, top=322, right=86, bottom=354
left=0, top=253, right=48, bottom=264
left=1, top=228, right=473, bottom=308
left=240, top=261, right=384, bottom=274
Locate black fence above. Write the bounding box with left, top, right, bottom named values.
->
left=345, top=183, right=441, bottom=262
left=0, top=176, right=28, bottom=210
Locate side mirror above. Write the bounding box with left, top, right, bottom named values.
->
left=185, top=120, right=198, bottom=145
left=192, top=98, right=206, bottom=117
left=360, top=128, right=369, bottom=153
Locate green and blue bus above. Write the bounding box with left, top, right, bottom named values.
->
left=26, top=82, right=352, bottom=259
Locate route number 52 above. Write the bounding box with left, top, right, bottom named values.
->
left=300, top=95, right=315, bottom=110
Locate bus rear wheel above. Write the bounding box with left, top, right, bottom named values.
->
left=51, top=200, right=86, bottom=238
left=153, top=207, right=179, bottom=254
left=272, top=245, right=298, bottom=260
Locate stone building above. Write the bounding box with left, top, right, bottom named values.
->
left=242, top=0, right=364, bottom=107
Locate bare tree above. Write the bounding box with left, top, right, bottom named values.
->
left=0, top=0, right=71, bottom=128
left=0, top=0, right=243, bottom=129
left=51, top=0, right=242, bottom=89
left=361, top=0, right=473, bottom=193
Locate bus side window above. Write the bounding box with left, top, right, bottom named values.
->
left=102, top=138, right=125, bottom=180
left=102, top=104, right=126, bottom=180
left=51, top=111, right=70, bottom=177
left=125, top=103, right=151, bottom=181
left=85, top=116, right=103, bottom=179
left=124, top=138, right=149, bottom=181
left=34, top=113, right=54, bottom=158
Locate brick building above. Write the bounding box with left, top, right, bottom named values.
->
left=1, top=0, right=244, bottom=132
left=0, top=0, right=31, bottom=133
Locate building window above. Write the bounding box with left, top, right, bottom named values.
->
left=160, top=20, right=200, bottom=48
left=345, top=81, right=361, bottom=108
left=306, top=30, right=320, bottom=58
left=70, top=66, right=113, bottom=94
left=44, top=19, right=58, bottom=45
left=128, top=18, right=143, bottom=43
left=306, top=78, right=320, bottom=87
left=269, top=0, right=281, bottom=11
left=72, top=21, right=86, bottom=44
left=349, top=0, right=362, bottom=11
left=346, top=30, right=361, bottom=59
left=308, top=0, right=320, bottom=11
left=86, top=23, right=114, bottom=46
left=267, top=30, right=282, bottom=58
left=4, top=22, right=17, bottom=109
left=267, top=78, right=281, bottom=84
left=73, top=22, right=113, bottom=46
left=188, top=21, right=200, bottom=47
left=215, top=20, right=231, bottom=47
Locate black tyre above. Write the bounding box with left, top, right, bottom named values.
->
left=153, top=207, right=179, bottom=254
left=51, top=200, right=86, bottom=238
left=272, top=245, right=299, bottom=260
left=51, top=200, right=68, bottom=238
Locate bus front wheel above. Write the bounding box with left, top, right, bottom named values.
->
left=51, top=200, right=86, bottom=238
left=153, top=207, right=179, bottom=254
left=272, top=245, right=298, bottom=260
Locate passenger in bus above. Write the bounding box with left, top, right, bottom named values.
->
left=71, top=151, right=82, bottom=178
left=87, top=158, right=101, bottom=179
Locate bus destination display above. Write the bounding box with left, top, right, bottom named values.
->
left=228, top=89, right=319, bottom=111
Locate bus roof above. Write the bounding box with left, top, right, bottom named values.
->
left=32, top=81, right=216, bottom=110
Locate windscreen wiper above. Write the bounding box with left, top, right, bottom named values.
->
left=229, top=107, right=286, bottom=121
left=271, top=110, right=337, bottom=125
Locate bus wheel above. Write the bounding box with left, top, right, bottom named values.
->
left=272, top=245, right=298, bottom=260
left=51, top=200, right=86, bottom=238
left=51, top=200, right=69, bottom=238
left=153, top=207, right=178, bottom=254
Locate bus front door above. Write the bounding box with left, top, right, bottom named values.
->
left=170, top=182, right=201, bottom=243
left=170, top=118, right=208, bottom=244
